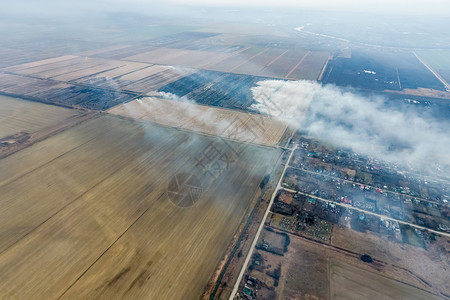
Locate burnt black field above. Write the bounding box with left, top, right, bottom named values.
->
left=322, top=49, right=445, bottom=91
left=158, top=70, right=273, bottom=113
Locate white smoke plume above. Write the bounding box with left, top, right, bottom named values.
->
left=251, top=80, right=450, bottom=176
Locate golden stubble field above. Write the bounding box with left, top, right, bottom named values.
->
left=0, top=113, right=281, bottom=299
left=0, top=95, right=81, bottom=138
left=108, top=97, right=287, bottom=147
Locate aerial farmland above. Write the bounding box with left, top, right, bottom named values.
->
left=0, top=21, right=298, bottom=299
left=0, top=112, right=281, bottom=299
left=1, top=4, right=449, bottom=300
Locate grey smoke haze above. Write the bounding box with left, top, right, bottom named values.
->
left=251, top=80, right=450, bottom=175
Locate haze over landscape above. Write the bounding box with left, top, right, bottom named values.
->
left=0, top=1, right=449, bottom=299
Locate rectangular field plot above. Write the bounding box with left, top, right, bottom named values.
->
left=124, top=47, right=190, bottom=64
left=124, top=47, right=233, bottom=69
left=6, top=56, right=128, bottom=82
left=0, top=95, right=81, bottom=139
left=229, top=48, right=274, bottom=75
left=330, top=260, right=442, bottom=300
left=3, top=56, right=86, bottom=77
left=259, top=49, right=308, bottom=78
left=323, top=49, right=446, bottom=91
left=0, top=47, right=58, bottom=68
left=1, top=55, right=78, bottom=73
left=120, top=68, right=193, bottom=93
left=82, top=45, right=158, bottom=60
left=287, top=51, right=329, bottom=80
left=0, top=73, right=136, bottom=110
left=144, top=31, right=220, bottom=48
left=158, top=70, right=271, bottom=112
left=205, top=52, right=253, bottom=73
left=201, top=47, right=328, bottom=80
left=107, top=64, right=160, bottom=81
left=75, top=45, right=134, bottom=58
left=76, top=65, right=192, bottom=94
left=108, top=97, right=287, bottom=146
left=0, top=73, right=70, bottom=96
left=50, top=61, right=125, bottom=82
left=0, top=114, right=280, bottom=299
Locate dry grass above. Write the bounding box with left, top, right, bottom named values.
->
left=108, top=97, right=287, bottom=146
left=0, top=114, right=280, bottom=299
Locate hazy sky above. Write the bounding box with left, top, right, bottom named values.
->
left=108, top=0, right=450, bottom=16
left=4, top=0, right=448, bottom=17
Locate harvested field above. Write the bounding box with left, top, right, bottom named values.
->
left=50, top=62, right=124, bottom=82
left=1, top=55, right=78, bottom=73
left=167, top=50, right=227, bottom=69
left=145, top=31, right=220, bottom=48
left=4, top=56, right=89, bottom=77
left=0, top=46, right=328, bottom=114
left=108, top=97, right=287, bottom=146
left=7, top=56, right=127, bottom=82
left=92, top=46, right=159, bottom=60
left=116, top=65, right=165, bottom=81
left=120, top=68, right=191, bottom=93
left=0, top=95, right=81, bottom=139
left=124, top=47, right=234, bottom=70
left=203, top=47, right=328, bottom=80
left=76, top=45, right=134, bottom=58
left=0, top=73, right=136, bottom=110
left=0, top=73, right=71, bottom=97
left=124, top=47, right=191, bottom=65
left=85, top=62, right=150, bottom=79
left=287, top=51, right=329, bottom=80
left=229, top=48, right=271, bottom=75
left=207, top=53, right=253, bottom=73
left=74, top=65, right=175, bottom=93
left=0, top=114, right=281, bottom=299
left=260, top=49, right=309, bottom=78
left=331, top=226, right=450, bottom=295
left=0, top=47, right=58, bottom=68
left=330, top=260, right=442, bottom=300
left=120, top=45, right=329, bottom=80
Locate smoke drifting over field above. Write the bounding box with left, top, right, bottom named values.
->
left=113, top=92, right=286, bottom=146
left=251, top=80, right=450, bottom=174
